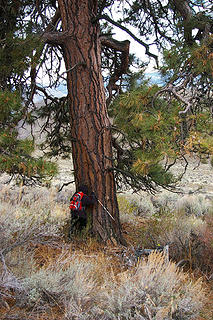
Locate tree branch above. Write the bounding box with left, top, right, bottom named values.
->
left=57, top=180, right=75, bottom=192
left=35, top=85, right=59, bottom=102
left=40, top=7, right=65, bottom=45
left=42, top=30, right=70, bottom=45
left=45, top=8, right=61, bottom=32
left=98, top=14, right=159, bottom=66
left=100, top=36, right=130, bottom=106
left=172, top=0, right=192, bottom=21
left=28, top=8, right=62, bottom=104
left=152, top=85, right=192, bottom=115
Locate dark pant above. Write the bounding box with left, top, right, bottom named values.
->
left=70, top=210, right=87, bottom=234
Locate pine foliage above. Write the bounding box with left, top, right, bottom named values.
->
left=111, top=81, right=180, bottom=192
left=160, top=35, right=213, bottom=157
left=0, top=1, right=57, bottom=185
left=111, top=66, right=213, bottom=191
left=0, top=91, right=57, bottom=184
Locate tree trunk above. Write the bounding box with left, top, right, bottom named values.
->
left=58, top=0, right=126, bottom=244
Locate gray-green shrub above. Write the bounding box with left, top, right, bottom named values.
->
left=21, top=254, right=99, bottom=318
left=100, top=251, right=205, bottom=320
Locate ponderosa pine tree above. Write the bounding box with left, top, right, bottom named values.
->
left=0, top=0, right=212, bottom=243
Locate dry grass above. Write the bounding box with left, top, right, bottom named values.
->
left=0, top=186, right=212, bottom=319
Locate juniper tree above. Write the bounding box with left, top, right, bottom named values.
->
left=0, top=0, right=212, bottom=243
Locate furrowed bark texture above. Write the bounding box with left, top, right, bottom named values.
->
left=58, top=0, right=125, bottom=244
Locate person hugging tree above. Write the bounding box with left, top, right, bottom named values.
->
left=69, top=185, right=96, bottom=236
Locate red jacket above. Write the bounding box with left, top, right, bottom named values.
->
left=70, top=192, right=96, bottom=219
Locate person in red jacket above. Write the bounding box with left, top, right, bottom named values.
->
left=69, top=184, right=96, bottom=235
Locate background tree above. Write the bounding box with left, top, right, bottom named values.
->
left=0, top=0, right=212, bottom=243
left=0, top=0, right=57, bottom=184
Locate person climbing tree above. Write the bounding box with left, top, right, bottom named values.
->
left=69, top=185, right=96, bottom=236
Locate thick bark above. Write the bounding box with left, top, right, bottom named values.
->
left=57, top=0, right=126, bottom=244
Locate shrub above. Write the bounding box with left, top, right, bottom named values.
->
left=117, top=195, right=139, bottom=225
left=137, top=206, right=213, bottom=275
left=21, top=254, right=99, bottom=318
left=100, top=251, right=205, bottom=320
left=176, top=195, right=211, bottom=216
left=150, top=191, right=179, bottom=212
left=197, top=211, right=213, bottom=277
left=0, top=265, right=23, bottom=308
left=149, top=192, right=211, bottom=217
left=0, top=183, right=70, bottom=208
left=0, top=249, right=24, bottom=309
left=118, top=194, right=156, bottom=223
left=118, top=195, right=139, bottom=215
left=134, top=196, right=157, bottom=217
left=0, top=196, right=67, bottom=260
